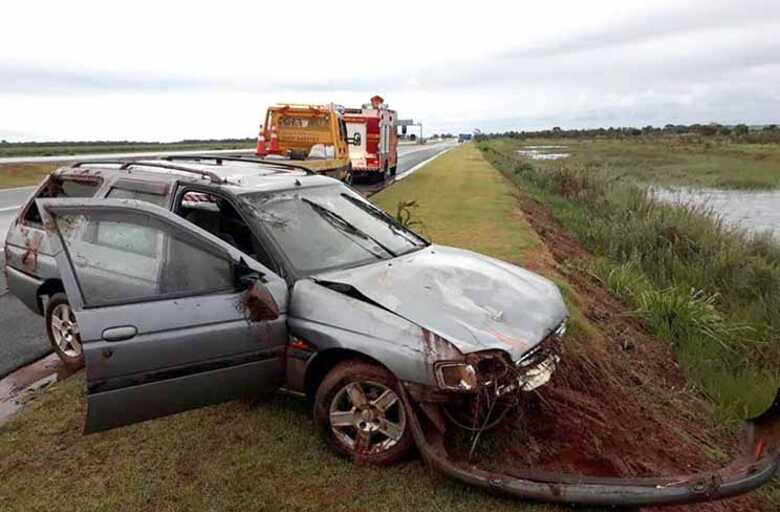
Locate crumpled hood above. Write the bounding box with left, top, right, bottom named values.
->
left=316, top=245, right=568, bottom=361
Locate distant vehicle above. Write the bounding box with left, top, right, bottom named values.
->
left=343, top=95, right=398, bottom=182
left=458, top=133, right=472, bottom=143
left=255, top=104, right=359, bottom=180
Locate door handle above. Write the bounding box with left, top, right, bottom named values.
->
left=102, top=326, right=137, bottom=342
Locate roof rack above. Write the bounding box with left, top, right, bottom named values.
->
left=71, top=160, right=127, bottom=167
left=162, top=154, right=315, bottom=175
left=71, top=159, right=225, bottom=183
left=125, top=161, right=226, bottom=183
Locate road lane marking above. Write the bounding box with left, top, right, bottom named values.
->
left=396, top=146, right=455, bottom=181
left=0, top=186, right=36, bottom=193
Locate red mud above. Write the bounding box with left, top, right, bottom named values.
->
left=0, top=353, right=76, bottom=425
left=472, top=195, right=773, bottom=512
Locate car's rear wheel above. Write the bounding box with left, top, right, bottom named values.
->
left=314, top=360, right=412, bottom=465
left=45, top=293, right=84, bottom=369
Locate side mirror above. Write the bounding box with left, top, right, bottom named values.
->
left=242, top=279, right=280, bottom=322
left=233, top=258, right=279, bottom=321
left=349, top=133, right=361, bottom=146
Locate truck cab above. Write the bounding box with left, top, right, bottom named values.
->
left=256, top=104, right=355, bottom=180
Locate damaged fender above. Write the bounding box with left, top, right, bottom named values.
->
left=399, top=385, right=780, bottom=508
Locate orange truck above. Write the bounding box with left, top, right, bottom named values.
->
left=342, top=95, right=399, bottom=182
left=255, top=103, right=357, bottom=180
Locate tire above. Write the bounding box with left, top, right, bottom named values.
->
left=314, top=360, right=412, bottom=465
left=45, top=293, right=84, bottom=369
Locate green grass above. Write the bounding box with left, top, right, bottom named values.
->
left=478, top=139, right=780, bottom=421
left=479, top=139, right=779, bottom=505
left=495, top=137, right=780, bottom=189
left=373, top=144, right=539, bottom=264
left=0, top=163, right=59, bottom=189
left=0, top=375, right=563, bottom=512
left=0, top=145, right=568, bottom=512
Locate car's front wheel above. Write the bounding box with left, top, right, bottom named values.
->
left=314, top=360, right=412, bottom=465
left=45, top=292, right=84, bottom=369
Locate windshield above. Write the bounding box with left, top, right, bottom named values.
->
left=240, top=185, right=427, bottom=274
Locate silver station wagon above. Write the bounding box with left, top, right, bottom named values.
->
left=4, top=156, right=778, bottom=508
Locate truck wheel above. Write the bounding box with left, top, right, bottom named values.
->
left=314, top=360, right=412, bottom=465
left=45, top=293, right=84, bottom=369
left=343, top=165, right=354, bottom=185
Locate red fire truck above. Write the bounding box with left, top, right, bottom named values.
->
left=343, top=95, right=398, bottom=182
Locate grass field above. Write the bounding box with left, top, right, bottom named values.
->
left=0, top=145, right=567, bottom=512
left=499, top=137, right=780, bottom=189
left=0, top=163, right=58, bottom=189
left=480, top=139, right=779, bottom=504
left=479, top=139, right=780, bottom=420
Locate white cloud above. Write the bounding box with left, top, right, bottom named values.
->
left=1, top=0, right=778, bottom=140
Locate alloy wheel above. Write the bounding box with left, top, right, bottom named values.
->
left=329, top=380, right=406, bottom=455
left=50, top=303, right=82, bottom=358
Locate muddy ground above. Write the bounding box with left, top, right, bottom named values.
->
left=458, top=192, right=772, bottom=512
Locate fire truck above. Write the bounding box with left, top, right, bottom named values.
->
left=255, top=104, right=356, bottom=180
left=343, top=95, right=398, bottom=182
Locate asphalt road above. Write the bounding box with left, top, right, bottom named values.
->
left=0, top=141, right=455, bottom=377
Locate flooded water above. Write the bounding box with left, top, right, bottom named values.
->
left=653, top=187, right=780, bottom=241
left=517, top=145, right=570, bottom=160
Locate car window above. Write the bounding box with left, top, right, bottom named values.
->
left=107, top=187, right=167, bottom=207
left=54, top=209, right=233, bottom=307
left=241, top=185, right=427, bottom=275
left=24, top=177, right=102, bottom=224
left=176, top=190, right=279, bottom=273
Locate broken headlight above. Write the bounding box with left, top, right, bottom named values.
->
left=434, top=362, right=478, bottom=391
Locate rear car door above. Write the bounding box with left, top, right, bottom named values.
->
left=37, top=198, right=289, bottom=433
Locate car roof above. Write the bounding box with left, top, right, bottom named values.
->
left=55, top=156, right=340, bottom=194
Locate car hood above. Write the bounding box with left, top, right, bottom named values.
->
left=315, top=245, right=568, bottom=361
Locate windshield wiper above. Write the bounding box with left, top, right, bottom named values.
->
left=340, top=193, right=427, bottom=248
left=301, top=198, right=397, bottom=258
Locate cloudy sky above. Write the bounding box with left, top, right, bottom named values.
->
left=1, top=0, right=778, bottom=141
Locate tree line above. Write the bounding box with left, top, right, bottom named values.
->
left=474, top=124, right=780, bottom=143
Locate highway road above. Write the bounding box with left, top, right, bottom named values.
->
left=0, top=141, right=455, bottom=377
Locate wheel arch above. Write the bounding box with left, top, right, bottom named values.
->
left=304, top=348, right=390, bottom=399
left=36, top=278, right=65, bottom=313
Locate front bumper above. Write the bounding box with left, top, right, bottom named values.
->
left=400, top=385, right=780, bottom=508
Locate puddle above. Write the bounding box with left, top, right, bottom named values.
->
left=517, top=146, right=570, bottom=160
left=653, top=187, right=780, bottom=242
left=0, top=353, right=76, bottom=425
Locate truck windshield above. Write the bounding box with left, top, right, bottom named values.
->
left=240, top=185, right=427, bottom=274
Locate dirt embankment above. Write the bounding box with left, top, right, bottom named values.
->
left=481, top=193, right=771, bottom=512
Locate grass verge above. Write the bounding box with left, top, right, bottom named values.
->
left=479, top=139, right=780, bottom=419
left=478, top=138, right=779, bottom=505
left=0, top=163, right=59, bottom=189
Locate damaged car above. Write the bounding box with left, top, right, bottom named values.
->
left=4, top=155, right=778, bottom=508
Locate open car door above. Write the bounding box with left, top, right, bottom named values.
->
left=37, top=198, right=289, bottom=433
